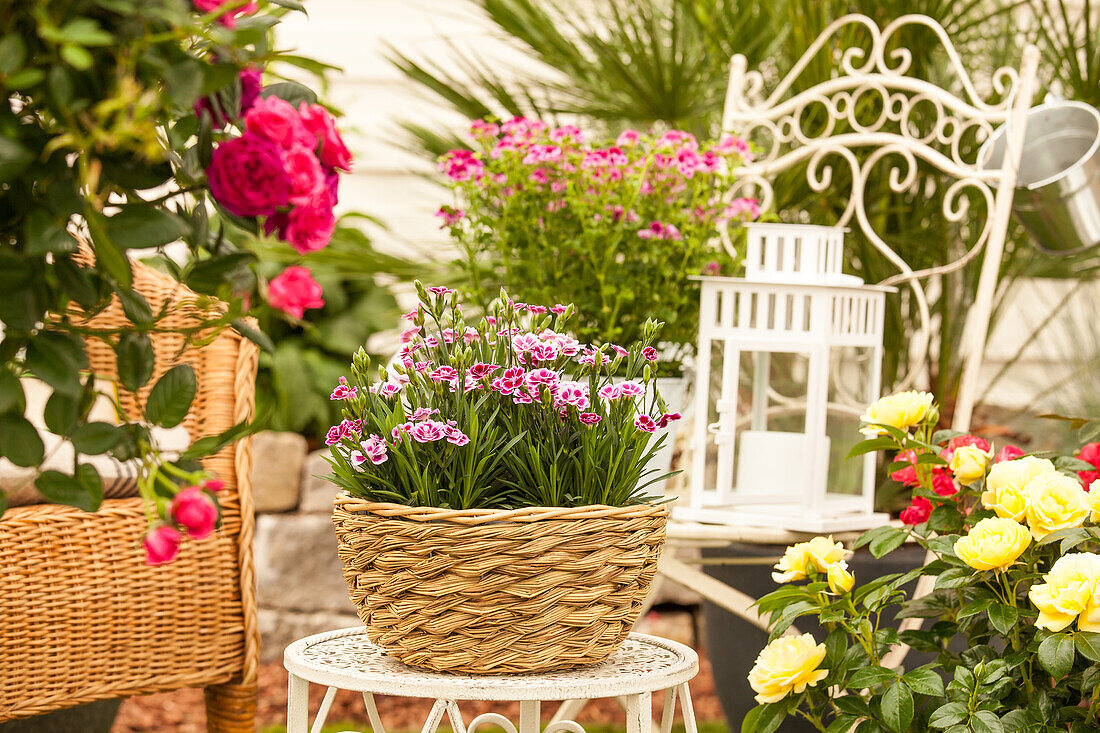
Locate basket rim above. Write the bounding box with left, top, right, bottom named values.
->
left=332, top=494, right=671, bottom=525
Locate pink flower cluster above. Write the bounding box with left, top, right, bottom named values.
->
left=326, top=418, right=363, bottom=446
left=351, top=435, right=388, bottom=466
left=207, top=96, right=351, bottom=255
left=393, top=419, right=470, bottom=446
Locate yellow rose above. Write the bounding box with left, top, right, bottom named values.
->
left=1089, top=480, right=1100, bottom=521
left=1024, top=471, right=1090, bottom=540
left=859, top=391, right=935, bottom=436
left=954, top=517, right=1031, bottom=571
left=748, top=633, right=829, bottom=704
left=949, top=444, right=993, bottom=484
left=1028, top=553, right=1100, bottom=632
left=827, top=562, right=854, bottom=594
left=772, top=536, right=851, bottom=584
left=982, top=456, right=1057, bottom=521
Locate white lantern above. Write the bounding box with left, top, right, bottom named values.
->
left=676, top=223, right=892, bottom=532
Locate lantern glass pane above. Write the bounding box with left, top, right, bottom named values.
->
left=825, top=345, right=877, bottom=499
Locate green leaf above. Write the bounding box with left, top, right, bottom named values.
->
left=179, top=414, right=259, bottom=460
left=115, top=332, right=155, bottom=392
left=75, top=463, right=103, bottom=509
left=869, top=527, right=908, bottom=558
left=185, top=251, right=256, bottom=293
left=1038, top=633, right=1075, bottom=679
left=0, top=33, right=27, bottom=75
left=934, top=566, right=974, bottom=590
left=268, top=0, right=307, bottom=10
left=0, top=414, right=44, bottom=466
left=118, top=289, right=153, bottom=325
left=35, top=470, right=98, bottom=511
left=854, top=525, right=897, bottom=550
left=232, top=318, right=275, bottom=354
left=24, top=210, right=76, bottom=256
left=144, top=364, right=196, bottom=428
left=929, top=701, right=968, bottom=728
left=1076, top=632, right=1100, bottom=663
left=988, top=603, right=1019, bottom=636
left=882, top=679, right=914, bottom=732
left=849, top=665, right=897, bottom=689
left=970, top=710, right=1004, bottom=733
left=43, top=390, right=80, bottom=435
left=59, top=44, right=94, bottom=71
left=104, top=207, right=190, bottom=250
left=1055, top=456, right=1097, bottom=472
left=0, top=136, right=34, bottom=185
left=25, top=331, right=87, bottom=396
left=846, top=436, right=898, bottom=459
left=931, top=428, right=966, bottom=445
left=903, top=665, right=945, bottom=696
left=85, top=207, right=132, bottom=287
left=54, top=18, right=114, bottom=46
left=261, top=81, right=318, bottom=107
left=0, top=368, right=24, bottom=415
left=740, top=703, right=785, bottom=733
left=71, top=422, right=123, bottom=455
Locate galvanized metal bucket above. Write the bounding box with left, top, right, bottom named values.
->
left=981, top=100, right=1100, bottom=254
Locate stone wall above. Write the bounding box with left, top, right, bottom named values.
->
left=249, top=431, right=701, bottom=662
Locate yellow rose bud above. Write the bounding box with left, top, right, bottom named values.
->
left=1024, top=471, right=1090, bottom=540
left=1028, top=553, right=1100, bottom=632
left=748, top=633, right=829, bottom=704
left=827, top=562, right=854, bottom=594
left=982, top=456, right=1057, bottom=522
left=772, top=536, right=851, bottom=584
left=954, top=517, right=1031, bottom=572
left=949, top=444, right=993, bottom=484
left=859, top=391, right=935, bottom=437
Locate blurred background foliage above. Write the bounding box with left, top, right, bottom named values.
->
left=388, top=0, right=1100, bottom=426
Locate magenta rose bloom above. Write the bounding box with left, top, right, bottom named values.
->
left=283, top=145, right=325, bottom=206
left=268, top=266, right=325, bottom=319
left=192, top=0, right=257, bottom=28
left=207, top=133, right=291, bottom=217
left=299, top=103, right=353, bottom=171
left=194, top=66, right=264, bottom=126
left=285, top=190, right=336, bottom=254
left=144, top=525, right=182, bottom=566
left=170, top=486, right=219, bottom=540
left=244, top=95, right=314, bottom=149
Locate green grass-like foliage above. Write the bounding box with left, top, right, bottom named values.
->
left=324, top=283, right=680, bottom=509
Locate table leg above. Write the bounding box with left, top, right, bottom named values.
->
left=421, top=700, right=450, bottom=733
left=287, top=674, right=309, bottom=733
left=551, top=699, right=588, bottom=725
left=677, top=683, right=698, bottom=733
left=520, top=701, right=541, bottom=733
left=658, top=688, right=677, bottom=733
left=363, top=692, right=387, bottom=733
left=625, top=692, right=652, bottom=733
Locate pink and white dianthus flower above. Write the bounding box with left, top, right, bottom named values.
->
left=361, top=435, right=388, bottom=465
left=657, top=412, right=682, bottom=429
left=391, top=422, right=414, bottom=441
left=554, top=381, right=590, bottom=410
left=550, top=304, right=569, bottom=315
left=410, top=408, right=438, bottom=421
left=616, top=129, right=640, bottom=147
left=526, top=368, right=560, bottom=388
left=444, top=425, right=470, bottom=446
left=531, top=343, right=559, bottom=362
left=469, top=362, right=500, bottom=379
left=410, top=420, right=447, bottom=443
left=579, top=412, right=602, bottom=425
left=634, top=415, right=658, bottom=433
left=642, top=347, right=659, bottom=362
left=400, top=326, right=421, bottom=344
left=463, top=327, right=480, bottom=344
left=618, top=381, right=644, bottom=398
left=597, top=384, right=622, bottom=400
left=610, top=345, right=630, bottom=359
left=330, top=376, right=357, bottom=400
left=429, top=366, right=459, bottom=383
left=512, top=333, right=541, bottom=353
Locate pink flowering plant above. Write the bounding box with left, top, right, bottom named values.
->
left=324, top=283, right=681, bottom=508
left=437, top=119, right=759, bottom=368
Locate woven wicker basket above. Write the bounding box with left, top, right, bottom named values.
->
left=332, top=494, right=669, bottom=674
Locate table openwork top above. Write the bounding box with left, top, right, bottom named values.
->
left=284, top=628, right=698, bottom=700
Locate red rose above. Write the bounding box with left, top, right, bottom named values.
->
left=245, top=95, right=314, bottom=149
left=890, top=449, right=919, bottom=487
left=268, top=266, right=325, bottom=319
left=170, top=486, right=219, bottom=540
left=931, top=471, right=958, bottom=497
left=144, top=525, right=182, bottom=566
left=283, top=145, right=326, bottom=206
left=994, top=445, right=1024, bottom=463
left=285, top=191, right=336, bottom=254
left=1078, top=443, right=1100, bottom=486
left=207, top=133, right=291, bottom=217
left=900, top=496, right=932, bottom=525
left=299, top=103, right=353, bottom=171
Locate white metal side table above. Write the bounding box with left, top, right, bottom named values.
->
left=283, top=628, right=700, bottom=733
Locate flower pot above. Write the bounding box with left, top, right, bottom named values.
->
left=332, top=494, right=669, bottom=674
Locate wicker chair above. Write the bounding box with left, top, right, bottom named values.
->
left=0, top=251, right=260, bottom=731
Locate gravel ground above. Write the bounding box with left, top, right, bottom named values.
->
left=111, top=650, right=724, bottom=732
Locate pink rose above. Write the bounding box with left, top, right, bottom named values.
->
left=171, top=486, right=219, bottom=540
left=900, top=496, right=932, bottom=525
left=299, top=103, right=353, bottom=171
left=931, top=471, right=958, bottom=497
left=245, top=95, right=314, bottom=149
left=203, top=479, right=225, bottom=492
left=144, top=525, right=183, bottom=566
left=192, top=0, right=257, bottom=27
left=994, top=445, right=1025, bottom=463
left=285, top=191, right=336, bottom=254
left=207, top=134, right=290, bottom=217
left=268, top=266, right=324, bottom=319
left=283, top=145, right=326, bottom=206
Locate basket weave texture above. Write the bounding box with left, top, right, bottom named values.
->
left=332, top=495, right=669, bottom=674
left=0, top=247, right=260, bottom=730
